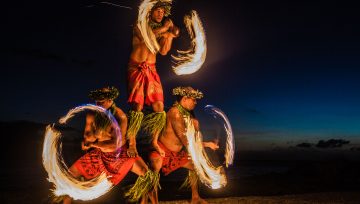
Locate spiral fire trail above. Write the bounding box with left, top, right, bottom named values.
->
left=137, top=0, right=206, bottom=75
left=204, top=105, right=234, bottom=167
left=184, top=117, right=227, bottom=189
left=137, top=0, right=173, bottom=54
left=172, top=10, right=207, bottom=75
left=42, top=104, right=121, bottom=200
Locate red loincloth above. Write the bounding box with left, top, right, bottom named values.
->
left=127, top=60, right=164, bottom=106
left=74, top=145, right=140, bottom=185
left=149, top=142, right=189, bottom=175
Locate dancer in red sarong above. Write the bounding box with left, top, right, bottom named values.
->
left=61, top=87, right=158, bottom=204
left=149, top=87, right=219, bottom=204
left=149, top=141, right=189, bottom=176
left=126, top=0, right=180, bottom=159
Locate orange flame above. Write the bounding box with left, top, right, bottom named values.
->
left=42, top=104, right=121, bottom=200
left=172, top=10, right=207, bottom=75
left=184, top=117, right=227, bottom=189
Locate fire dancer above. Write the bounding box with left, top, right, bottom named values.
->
left=149, top=86, right=219, bottom=204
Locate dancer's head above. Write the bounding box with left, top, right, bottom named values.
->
left=150, top=1, right=171, bottom=23
left=172, top=86, right=203, bottom=111
left=88, top=86, right=119, bottom=109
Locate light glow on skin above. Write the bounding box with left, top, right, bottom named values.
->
left=184, top=117, right=227, bottom=189
left=42, top=104, right=121, bottom=200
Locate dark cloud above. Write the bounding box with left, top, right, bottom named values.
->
left=316, top=139, right=350, bottom=148
left=296, top=142, right=312, bottom=148
left=350, top=147, right=360, bottom=151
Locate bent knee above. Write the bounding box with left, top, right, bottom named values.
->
left=151, top=101, right=164, bottom=112
left=138, top=167, right=148, bottom=177
left=68, top=165, right=82, bottom=178
left=132, top=103, right=143, bottom=112
left=132, top=161, right=149, bottom=176
left=150, top=157, right=163, bottom=172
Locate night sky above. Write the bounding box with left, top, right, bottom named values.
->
left=2, top=0, right=360, bottom=151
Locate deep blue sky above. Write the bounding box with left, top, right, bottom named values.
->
left=2, top=0, right=360, bottom=150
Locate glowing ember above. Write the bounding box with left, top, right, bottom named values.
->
left=184, top=117, right=227, bottom=189
left=204, top=105, right=234, bottom=167
left=42, top=104, right=121, bottom=200
left=172, top=10, right=207, bottom=75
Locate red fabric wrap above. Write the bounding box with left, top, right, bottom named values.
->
left=127, top=60, right=164, bottom=106
left=74, top=146, right=140, bottom=185
left=149, top=142, right=189, bottom=175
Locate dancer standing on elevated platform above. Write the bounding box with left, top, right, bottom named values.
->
left=127, top=0, right=180, bottom=158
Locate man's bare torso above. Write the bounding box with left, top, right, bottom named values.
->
left=129, top=26, right=157, bottom=64
left=159, top=107, right=186, bottom=153
left=85, top=108, right=126, bottom=147
left=85, top=114, right=113, bottom=141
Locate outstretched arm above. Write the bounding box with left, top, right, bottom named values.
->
left=193, top=118, right=219, bottom=151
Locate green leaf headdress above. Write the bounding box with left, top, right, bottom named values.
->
left=88, top=86, right=119, bottom=101
left=152, top=0, right=172, bottom=17
left=172, top=86, right=204, bottom=99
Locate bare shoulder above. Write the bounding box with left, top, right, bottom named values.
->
left=167, top=107, right=184, bottom=124
left=114, top=107, right=127, bottom=120
left=86, top=113, right=95, bottom=121
left=192, top=118, right=200, bottom=130
left=167, top=106, right=180, bottom=118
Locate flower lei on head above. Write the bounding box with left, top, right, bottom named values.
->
left=172, top=86, right=204, bottom=99
left=89, top=87, right=119, bottom=130
left=88, top=86, right=119, bottom=101
left=152, top=1, right=171, bottom=17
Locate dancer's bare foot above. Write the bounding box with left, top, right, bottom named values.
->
left=191, top=197, right=208, bottom=204
left=148, top=188, right=159, bottom=204
left=139, top=194, right=148, bottom=204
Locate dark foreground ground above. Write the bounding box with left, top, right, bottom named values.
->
left=159, top=192, right=360, bottom=204
left=1, top=121, right=360, bottom=203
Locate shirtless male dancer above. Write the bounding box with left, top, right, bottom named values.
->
left=126, top=0, right=179, bottom=158
left=149, top=87, right=219, bottom=204
left=62, top=87, right=156, bottom=204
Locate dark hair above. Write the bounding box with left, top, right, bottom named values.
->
left=151, top=1, right=171, bottom=17
left=88, top=86, right=119, bottom=100
left=176, top=95, right=184, bottom=102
